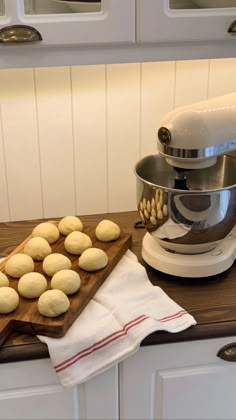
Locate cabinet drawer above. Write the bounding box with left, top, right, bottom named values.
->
left=137, top=0, right=236, bottom=43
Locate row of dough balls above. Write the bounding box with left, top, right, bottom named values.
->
left=2, top=246, right=108, bottom=292
left=42, top=249, right=109, bottom=275
left=0, top=266, right=81, bottom=296
left=0, top=285, right=71, bottom=318
left=0, top=247, right=108, bottom=316
left=23, top=218, right=120, bottom=261
left=3, top=245, right=109, bottom=280
left=32, top=217, right=120, bottom=245
left=0, top=268, right=81, bottom=316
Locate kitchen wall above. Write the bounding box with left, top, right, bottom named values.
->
left=0, top=58, right=236, bottom=222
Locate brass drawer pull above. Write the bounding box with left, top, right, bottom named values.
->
left=228, top=20, right=236, bottom=33
left=0, top=25, right=42, bottom=43
left=217, top=342, right=236, bottom=361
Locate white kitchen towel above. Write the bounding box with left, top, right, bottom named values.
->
left=37, top=250, right=196, bottom=387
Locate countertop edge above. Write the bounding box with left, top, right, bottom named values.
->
left=2, top=320, right=236, bottom=364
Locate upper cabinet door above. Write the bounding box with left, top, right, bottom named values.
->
left=0, top=0, right=135, bottom=46
left=137, top=0, right=236, bottom=43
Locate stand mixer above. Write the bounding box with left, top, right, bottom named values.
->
left=134, top=93, right=236, bottom=278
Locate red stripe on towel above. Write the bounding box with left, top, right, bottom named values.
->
left=54, top=310, right=189, bottom=373
left=54, top=315, right=147, bottom=370
left=55, top=315, right=149, bottom=372
left=158, top=310, right=187, bottom=322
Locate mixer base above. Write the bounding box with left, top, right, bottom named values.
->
left=142, top=230, right=236, bottom=278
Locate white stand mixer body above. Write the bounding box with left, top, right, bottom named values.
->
left=135, top=93, right=236, bottom=277
left=142, top=230, right=236, bottom=278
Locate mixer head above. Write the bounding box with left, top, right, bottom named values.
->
left=157, top=92, right=236, bottom=171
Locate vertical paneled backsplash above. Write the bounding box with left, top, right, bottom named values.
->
left=1, top=58, right=236, bottom=222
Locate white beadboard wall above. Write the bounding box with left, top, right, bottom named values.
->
left=0, top=58, right=236, bottom=222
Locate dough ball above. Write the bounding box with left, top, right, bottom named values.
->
left=38, top=289, right=70, bottom=317
left=95, top=220, right=120, bottom=242
left=32, top=222, right=60, bottom=244
left=0, top=287, right=19, bottom=314
left=5, top=253, right=34, bottom=279
left=0, top=272, right=9, bottom=287
left=24, top=237, right=52, bottom=261
left=18, top=272, right=47, bottom=299
left=64, top=231, right=92, bottom=255
left=51, top=269, right=81, bottom=295
left=78, top=248, right=108, bottom=271
left=58, top=216, right=83, bottom=236
left=43, top=253, right=72, bottom=277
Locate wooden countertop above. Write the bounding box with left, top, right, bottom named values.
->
left=0, top=211, right=236, bottom=363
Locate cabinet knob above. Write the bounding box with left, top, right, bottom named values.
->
left=0, top=25, right=42, bottom=43
left=217, top=342, right=236, bottom=361
left=228, top=20, right=236, bottom=33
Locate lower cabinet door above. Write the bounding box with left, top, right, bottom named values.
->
left=119, top=337, right=236, bottom=420
left=0, top=359, right=119, bottom=420
left=0, top=384, right=78, bottom=420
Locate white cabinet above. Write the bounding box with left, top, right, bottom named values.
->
left=0, top=0, right=135, bottom=46
left=137, top=0, right=236, bottom=43
left=119, top=337, right=236, bottom=420
left=0, top=359, right=119, bottom=420
left=0, top=0, right=236, bottom=68
left=2, top=337, right=236, bottom=420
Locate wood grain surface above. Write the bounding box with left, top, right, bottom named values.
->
left=1, top=211, right=236, bottom=364
left=0, top=221, right=132, bottom=346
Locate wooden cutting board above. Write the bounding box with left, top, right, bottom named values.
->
left=0, top=222, right=132, bottom=346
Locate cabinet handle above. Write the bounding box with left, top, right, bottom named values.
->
left=0, top=25, right=42, bottom=43
left=217, top=342, right=236, bottom=361
left=228, top=20, right=236, bottom=33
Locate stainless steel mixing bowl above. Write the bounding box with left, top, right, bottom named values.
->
left=134, top=154, right=236, bottom=254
